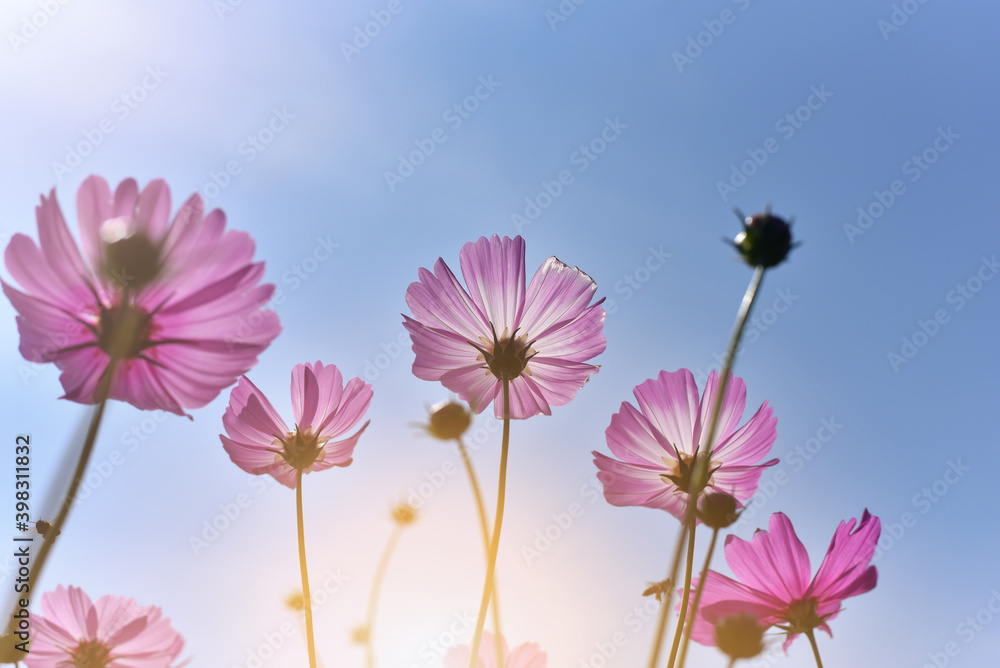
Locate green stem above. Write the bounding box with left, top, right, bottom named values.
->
left=468, top=379, right=511, bottom=668
left=666, top=519, right=698, bottom=668
left=806, top=629, right=825, bottom=668
left=296, top=470, right=318, bottom=668
left=645, top=522, right=688, bottom=668
left=4, top=359, right=116, bottom=635
left=457, top=436, right=504, bottom=667
left=364, top=524, right=403, bottom=668
left=676, top=528, right=720, bottom=668
left=649, top=265, right=767, bottom=668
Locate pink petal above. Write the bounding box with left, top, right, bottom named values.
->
left=725, top=513, right=812, bottom=603
left=459, top=235, right=525, bottom=335
left=807, top=510, right=880, bottom=605
left=710, top=400, right=777, bottom=466
left=632, top=370, right=701, bottom=457
left=605, top=401, right=672, bottom=466
left=593, top=452, right=688, bottom=519
left=133, top=178, right=172, bottom=241
left=406, top=261, right=489, bottom=343
left=520, top=256, right=600, bottom=342
left=694, top=371, right=748, bottom=453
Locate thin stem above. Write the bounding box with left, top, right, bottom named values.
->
left=666, top=519, right=697, bottom=668
left=726, top=659, right=736, bottom=668
left=468, top=379, right=511, bottom=668
left=649, top=265, right=767, bottom=668
left=676, top=527, right=720, bottom=668
left=645, top=522, right=688, bottom=668
left=457, top=436, right=504, bottom=667
left=4, top=359, right=117, bottom=635
left=364, top=524, right=403, bottom=668
left=702, top=264, right=765, bottom=465
left=805, top=629, right=825, bottom=668
left=296, top=470, right=318, bottom=668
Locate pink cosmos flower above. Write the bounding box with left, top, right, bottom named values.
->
left=689, top=510, right=880, bottom=651
left=220, top=361, right=372, bottom=488
left=2, top=175, right=280, bottom=415
left=443, top=632, right=547, bottom=668
left=593, top=369, right=778, bottom=521
left=403, top=235, right=605, bottom=419
left=25, top=585, right=184, bottom=667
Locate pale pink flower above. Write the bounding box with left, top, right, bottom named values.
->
left=2, top=175, right=280, bottom=415
left=25, top=585, right=184, bottom=667
left=593, top=369, right=778, bottom=521
left=689, top=510, right=880, bottom=651
left=403, top=235, right=605, bottom=419
left=443, top=632, right=547, bottom=668
left=220, top=361, right=372, bottom=488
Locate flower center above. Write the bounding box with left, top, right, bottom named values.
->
left=279, top=429, right=324, bottom=470
left=100, top=224, right=163, bottom=292
left=96, top=302, right=153, bottom=360
left=470, top=325, right=536, bottom=381
left=660, top=451, right=719, bottom=495
left=72, top=640, right=111, bottom=668
left=782, top=597, right=824, bottom=634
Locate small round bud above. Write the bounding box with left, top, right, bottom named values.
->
left=714, top=612, right=766, bottom=660
left=284, top=592, right=305, bottom=612
left=733, top=211, right=794, bottom=268
left=697, top=491, right=739, bottom=529
left=391, top=502, right=419, bottom=526
left=425, top=400, right=472, bottom=441
left=351, top=625, right=369, bottom=644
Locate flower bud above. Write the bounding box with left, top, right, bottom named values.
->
left=425, top=400, right=472, bottom=441
left=697, top=491, right=739, bottom=529
left=714, top=612, right=766, bottom=660
left=391, top=502, right=419, bottom=526
left=733, top=210, right=795, bottom=268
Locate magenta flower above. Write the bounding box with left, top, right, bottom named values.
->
left=2, top=175, right=280, bottom=415
left=220, top=361, right=372, bottom=488
left=25, top=585, right=184, bottom=667
left=593, top=369, right=778, bottom=521
left=443, top=632, right=547, bottom=668
left=403, top=235, right=605, bottom=419
left=690, top=511, right=881, bottom=651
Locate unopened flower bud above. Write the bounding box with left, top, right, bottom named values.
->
left=714, top=612, right=766, bottom=660
left=425, top=400, right=472, bottom=441
left=391, top=502, right=419, bottom=526
left=733, top=210, right=795, bottom=268
left=697, top=491, right=739, bottom=529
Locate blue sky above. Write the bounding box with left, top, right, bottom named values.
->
left=1, top=0, right=998, bottom=666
